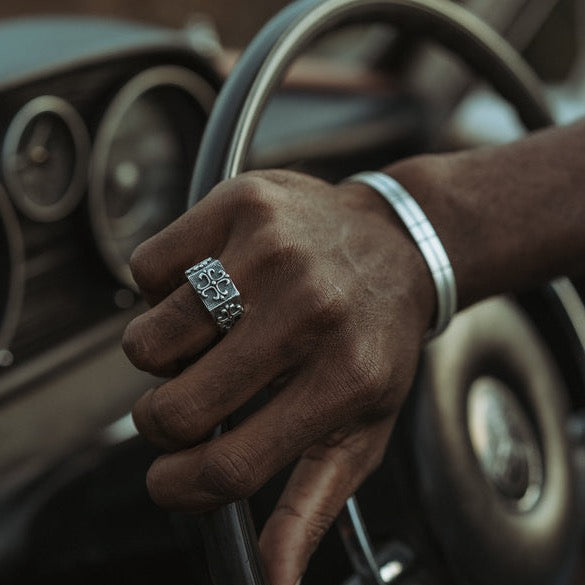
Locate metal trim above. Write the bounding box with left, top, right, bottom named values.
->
left=89, top=64, right=216, bottom=287
left=2, top=96, right=90, bottom=222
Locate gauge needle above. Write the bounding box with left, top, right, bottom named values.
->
left=26, top=118, right=53, bottom=165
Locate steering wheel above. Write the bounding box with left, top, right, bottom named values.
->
left=186, top=1, right=583, bottom=584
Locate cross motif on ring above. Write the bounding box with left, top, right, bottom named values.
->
left=196, top=268, right=231, bottom=301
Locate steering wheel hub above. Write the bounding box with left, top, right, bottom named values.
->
left=467, top=376, right=543, bottom=510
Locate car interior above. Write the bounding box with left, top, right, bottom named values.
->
left=1, top=0, right=585, bottom=584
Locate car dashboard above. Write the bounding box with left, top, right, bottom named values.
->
left=2, top=5, right=585, bottom=585
left=0, top=20, right=222, bottom=504
left=0, top=16, right=427, bottom=501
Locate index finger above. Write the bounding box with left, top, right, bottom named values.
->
left=129, top=173, right=281, bottom=305
left=129, top=183, right=231, bottom=304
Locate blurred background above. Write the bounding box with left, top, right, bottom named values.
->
left=0, top=0, right=578, bottom=74
left=0, top=0, right=290, bottom=46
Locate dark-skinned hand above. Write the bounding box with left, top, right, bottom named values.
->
left=123, top=169, right=435, bottom=585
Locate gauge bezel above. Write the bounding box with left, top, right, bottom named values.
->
left=0, top=187, right=24, bottom=351
left=89, top=65, right=216, bottom=288
left=2, top=96, right=91, bottom=223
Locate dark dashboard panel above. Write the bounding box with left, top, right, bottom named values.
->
left=0, top=18, right=221, bottom=380
left=0, top=17, right=225, bottom=515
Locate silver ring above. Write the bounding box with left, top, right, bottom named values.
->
left=185, top=257, right=244, bottom=332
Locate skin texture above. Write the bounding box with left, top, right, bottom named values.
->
left=124, top=120, right=585, bottom=585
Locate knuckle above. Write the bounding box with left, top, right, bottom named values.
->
left=259, top=234, right=307, bottom=273
left=246, top=168, right=294, bottom=187
left=145, top=460, right=170, bottom=507
left=243, top=227, right=311, bottom=298
left=129, top=242, right=159, bottom=293
left=122, top=318, right=148, bottom=369
left=302, top=275, right=348, bottom=330
left=275, top=503, right=335, bottom=550
left=338, top=343, right=392, bottom=413
left=146, top=458, right=188, bottom=510
left=200, top=445, right=258, bottom=502
left=148, top=385, right=195, bottom=445
left=122, top=316, right=166, bottom=374
left=231, top=175, right=278, bottom=223
left=304, top=508, right=336, bottom=547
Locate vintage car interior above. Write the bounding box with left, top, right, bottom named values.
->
left=2, top=0, right=585, bottom=584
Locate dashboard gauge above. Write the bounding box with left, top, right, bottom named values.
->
left=89, top=66, right=216, bottom=288
left=0, top=187, right=24, bottom=353
left=2, top=96, right=90, bottom=222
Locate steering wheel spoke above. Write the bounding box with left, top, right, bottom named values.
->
left=338, top=496, right=415, bottom=585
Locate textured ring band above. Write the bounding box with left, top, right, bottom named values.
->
left=345, top=171, right=457, bottom=338
left=185, top=257, right=244, bottom=332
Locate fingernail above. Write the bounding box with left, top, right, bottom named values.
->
left=294, top=577, right=302, bottom=585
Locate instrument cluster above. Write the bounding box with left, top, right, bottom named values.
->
left=0, top=18, right=219, bottom=388
left=90, top=65, right=215, bottom=287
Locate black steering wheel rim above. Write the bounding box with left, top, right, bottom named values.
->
left=187, top=2, right=556, bottom=585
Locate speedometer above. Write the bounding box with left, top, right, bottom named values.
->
left=90, top=66, right=216, bottom=288
left=2, top=96, right=90, bottom=222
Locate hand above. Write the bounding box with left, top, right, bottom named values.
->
left=123, top=169, right=434, bottom=585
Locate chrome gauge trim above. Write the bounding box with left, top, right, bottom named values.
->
left=89, top=65, right=216, bottom=288
left=2, top=96, right=90, bottom=222
left=0, top=187, right=24, bottom=353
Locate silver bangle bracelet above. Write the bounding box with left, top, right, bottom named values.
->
left=345, top=171, right=457, bottom=338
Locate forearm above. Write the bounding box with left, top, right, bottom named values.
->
left=383, top=119, right=585, bottom=309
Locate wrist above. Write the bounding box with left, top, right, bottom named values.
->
left=383, top=154, right=470, bottom=303
left=344, top=170, right=456, bottom=338
left=383, top=151, right=522, bottom=309
left=336, top=179, right=437, bottom=341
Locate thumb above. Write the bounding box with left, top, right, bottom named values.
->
left=258, top=420, right=392, bottom=585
